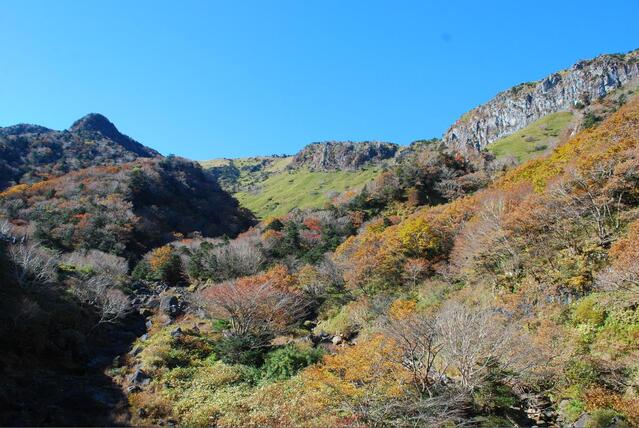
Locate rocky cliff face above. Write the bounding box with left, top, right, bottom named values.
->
left=443, top=50, right=639, bottom=151
left=290, top=141, right=399, bottom=171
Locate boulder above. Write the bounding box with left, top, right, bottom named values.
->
left=129, top=345, right=143, bottom=356
left=139, top=308, right=153, bottom=318
left=145, top=297, right=160, bottom=309
left=159, top=295, right=179, bottom=317
left=128, top=368, right=150, bottom=386
left=573, top=413, right=592, bottom=428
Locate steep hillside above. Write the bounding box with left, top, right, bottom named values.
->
left=6, top=49, right=639, bottom=428
left=444, top=49, right=639, bottom=151
left=200, top=155, right=293, bottom=193
left=121, top=96, right=639, bottom=428
left=487, top=111, right=575, bottom=161
left=201, top=142, right=400, bottom=218
left=0, top=156, right=255, bottom=259
left=0, top=113, right=160, bottom=190
left=235, top=167, right=381, bottom=218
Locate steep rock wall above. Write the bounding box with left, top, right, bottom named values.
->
left=443, top=50, right=639, bottom=151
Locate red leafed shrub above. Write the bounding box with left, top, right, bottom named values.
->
left=201, top=271, right=308, bottom=339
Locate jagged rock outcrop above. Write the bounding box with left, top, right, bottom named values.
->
left=444, top=50, right=639, bottom=151
left=290, top=141, right=399, bottom=171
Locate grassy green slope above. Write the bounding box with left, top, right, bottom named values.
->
left=235, top=167, right=380, bottom=218
left=488, top=111, right=574, bottom=162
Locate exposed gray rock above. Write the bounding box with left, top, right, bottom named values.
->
left=159, top=295, right=179, bottom=317
left=290, top=141, right=399, bottom=171
left=127, top=385, right=141, bottom=394
left=443, top=50, right=639, bottom=151
left=129, top=345, right=143, bottom=356
left=573, top=413, right=591, bottom=428
left=139, top=308, right=153, bottom=318
left=128, top=368, right=150, bottom=386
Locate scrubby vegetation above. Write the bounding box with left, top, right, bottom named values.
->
left=0, top=156, right=255, bottom=260
left=3, top=63, right=639, bottom=427
left=0, top=222, right=139, bottom=425
left=115, top=95, right=639, bottom=427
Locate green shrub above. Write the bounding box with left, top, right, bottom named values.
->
left=476, top=416, right=514, bottom=427
left=573, top=297, right=606, bottom=326
left=586, top=408, right=628, bottom=428
left=564, top=359, right=599, bottom=390
left=214, top=335, right=268, bottom=366
left=472, top=364, right=519, bottom=412
left=560, top=399, right=585, bottom=423
left=583, top=113, right=602, bottom=129
left=262, top=345, right=324, bottom=380
left=139, top=327, right=215, bottom=370
left=315, top=302, right=366, bottom=337
left=133, top=246, right=185, bottom=286
left=132, top=259, right=153, bottom=281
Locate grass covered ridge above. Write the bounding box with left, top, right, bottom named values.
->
left=235, top=167, right=380, bottom=218
left=488, top=111, right=574, bottom=162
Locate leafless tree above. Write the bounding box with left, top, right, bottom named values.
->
left=360, top=390, right=471, bottom=428
left=303, top=256, right=346, bottom=299
left=318, top=256, right=345, bottom=287
left=551, top=163, right=623, bottom=246
left=344, top=380, right=470, bottom=428
left=72, top=275, right=130, bottom=326
left=98, top=288, right=130, bottom=325
left=0, top=219, right=12, bottom=237
left=435, top=302, right=519, bottom=392
left=402, top=258, right=429, bottom=288
left=597, top=265, right=639, bottom=293
left=449, top=192, right=521, bottom=282
left=197, top=237, right=266, bottom=281
left=435, top=165, right=465, bottom=201
left=8, top=241, right=58, bottom=287
left=64, top=249, right=128, bottom=279
left=384, top=314, right=445, bottom=397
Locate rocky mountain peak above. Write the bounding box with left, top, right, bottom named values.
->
left=69, top=113, right=159, bottom=157
left=70, top=113, right=120, bottom=137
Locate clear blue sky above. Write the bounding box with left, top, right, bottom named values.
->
left=1, top=1, right=637, bottom=159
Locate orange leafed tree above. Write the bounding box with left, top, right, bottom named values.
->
left=201, top=269, right=307, bottom=339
